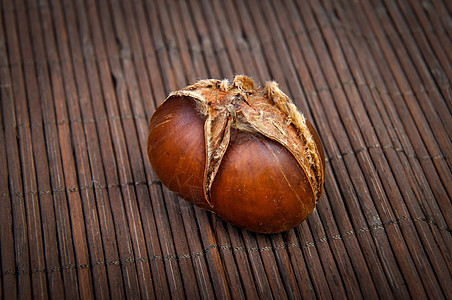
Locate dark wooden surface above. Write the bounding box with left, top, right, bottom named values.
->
left=0, top=0, right=451, bottom=298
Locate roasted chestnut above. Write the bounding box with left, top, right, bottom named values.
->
left=147, top=76, right=325, bottom=233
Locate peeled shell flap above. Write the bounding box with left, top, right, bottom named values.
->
left=167, top=76, right=324, bottom=206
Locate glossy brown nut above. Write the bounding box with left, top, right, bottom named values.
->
left=147, top=76, right=325, bottom=233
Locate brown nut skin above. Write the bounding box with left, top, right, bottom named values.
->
left=147, top=77, right=325, bottom=234
left=147, top=96, right=207, bottom=209
left=210, top=128, right=315, bottom=233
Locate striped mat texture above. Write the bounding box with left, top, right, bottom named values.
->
left=0, top=0, right=451, bottom=298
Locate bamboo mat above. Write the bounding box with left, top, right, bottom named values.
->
left=0, top=0, right=451, bottom=298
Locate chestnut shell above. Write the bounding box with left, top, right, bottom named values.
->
left=147, top=95, right=325, bottom=233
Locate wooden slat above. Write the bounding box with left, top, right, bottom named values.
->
left=382, top=0, right=452, bottom=137
left=38, top=1, right=113, bottom=298
left=130, top=1, right=188, bottom=298
left=5, top=2, right=50, bottom=297
left=359, top=0, right=452, bottom=200
left=395, top=0, right=452, bottom=97
left=282, top=0, right=406, bottom=297
left=21, top=0, right=97, bottom=297
left=2, top=1, right=35, bottom=298
left=306, top=0, right=445, bottom=297
left=337, top=0, right=452, bottom=267
left=84, top=0, right=156, bottom=298
left=431, top=0, right=452, bottom=41
left=1, top=0, right=451, bottom=298
left=323, top=0, right=452, bottom=296
left=0, top=6, right=18, bottom=298
left=11, top=3, right=81, bottom=298
left=67, top=0, right=143, bottom=298
left=270, top=3, right=377, bottom=299
left=53, top=0, right=129, bottom=298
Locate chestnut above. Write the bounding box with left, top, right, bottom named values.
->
left=147, top=76, right=325, bottom=233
